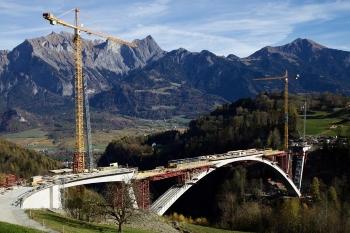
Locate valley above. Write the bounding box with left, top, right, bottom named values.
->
left=0, top=116, right=190, bottom=156
left=0, top=2, right=350, bottom=232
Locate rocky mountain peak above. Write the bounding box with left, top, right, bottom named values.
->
left=277, top=38, right=326, bottom=55
left=1, top=32, right=167, bottom=98
left=7, top=39, right=34, bottom=72
left=0, top=35, right=349, bottom=122
left=172, top=48, right=190, bottom=56
left=131, top=35, right=164, bottom=61
left=226, top=54, right=240, bottom=61
left=248, top=38, right=328, bottom=60
left=164, top=48, right=191, bottom=64
left=290, top=38, right=326, bottom=49
left=134, top=35, right=162, bottom=50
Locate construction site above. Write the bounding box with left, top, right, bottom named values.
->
left=28, top=8, right=310, bottom=210
left=0, top=8, right=328, bottom=233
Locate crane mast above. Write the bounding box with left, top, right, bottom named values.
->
left=43, top=8, right=136, bottom=173
left=73, top=8, right=85, bottom=173
left=284, top=72, right=288, bottom=151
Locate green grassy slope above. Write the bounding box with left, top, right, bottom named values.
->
left=27, top=210, right=249, bottom=233
left=28, top=210, right=152, bottom=233
left=297, top=109, right=350, bottom=136
left=0, top=221, right=43, bottom=233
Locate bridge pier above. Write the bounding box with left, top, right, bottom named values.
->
left=21, top=184, right=61, bottom=209
left=134, top=180, right=150, bottom=209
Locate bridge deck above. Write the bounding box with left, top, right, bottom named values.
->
left=135, top=161, right=211, bottom=180
left=136, top=149, right=283, bottom=180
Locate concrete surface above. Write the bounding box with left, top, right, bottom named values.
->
left=0, top=186, right=57, bottom=232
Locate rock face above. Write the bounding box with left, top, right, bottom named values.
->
left=123, top=48, right=260, bottom=102
left=0, top=32, right=171, bottom=118
left=0, top=33, right=350, bottom=123
left=3, top=32, right=164, bottom=97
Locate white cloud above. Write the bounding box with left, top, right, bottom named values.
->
left=120, top=25, right=256, bottom=56
left=128, top=0, right=170, bottom=17
left=0, top=0, right=350, bottom=56
left=111, top=0, right=350, bottom=56
left=0, top=1, right=42, bottom=14
left=1, top=26, right=52, bottom=36
left=184, top=0, right=350, bottom=56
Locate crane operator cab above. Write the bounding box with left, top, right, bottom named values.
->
left=42, top=13, right=56, bottom=25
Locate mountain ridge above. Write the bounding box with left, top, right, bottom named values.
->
left=0, top=33, right=350, bottom=131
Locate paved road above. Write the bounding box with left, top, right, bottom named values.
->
left=0, top=186, right=57, bottom=232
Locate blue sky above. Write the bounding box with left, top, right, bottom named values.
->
left=0, top=0, right=349, bottom=57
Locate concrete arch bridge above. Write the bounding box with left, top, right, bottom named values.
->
left=19, top=149, right=302, bottom=216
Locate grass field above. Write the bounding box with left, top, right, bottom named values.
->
left=0, top=128, right=55, bottom=152
left=0, top=116, right=190, bottom=154
left=27, top=210, right=153, bottom=233
left=297, top=109, right=350, bottom=136
left=26, top=210, right=250, bottom=233
left=180, top=223, right=250, bottom=233
left=1, top=108, right=349, bottom=151
left=0, top=221, right=43, bottom=233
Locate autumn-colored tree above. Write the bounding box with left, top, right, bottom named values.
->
left=101, top=182, right=137, bottom=233
left=63, top=187, right=105, bottom=222
left=311, top=177, right=321, bottom=202
left=267, top=128, right=281, bottom=149
left=328, top=186, right=340, bottom=210
left=278, top=198, right=301, bottom=233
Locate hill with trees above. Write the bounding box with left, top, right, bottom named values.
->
left=98, top=93, right=300, bottom=169
left=0, top=138, right=60, bottom=178
left=98, top=92, right=350, bottom=169
left=97, top=92, right=350, bottom=232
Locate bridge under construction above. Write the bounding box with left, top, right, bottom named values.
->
left=19, top=148, right=306, bottom=215
left=36, top=8, right=309, bottom=216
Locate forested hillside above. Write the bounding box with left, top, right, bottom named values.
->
left=98, top=93, right=300, bottom=169
left=98, top=92, right=349, bottom=170
left=0, top=139, right=60, bottom=178
left=96, top=92, right=350, bottom=232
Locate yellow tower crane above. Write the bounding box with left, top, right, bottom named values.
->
left=43, top=9, right=136, bottom=173
left=254, top=70, right=290, bottom=151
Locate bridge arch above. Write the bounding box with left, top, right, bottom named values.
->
left=151, top=157, right=301, bottom=215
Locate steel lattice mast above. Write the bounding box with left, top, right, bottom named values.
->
left=72, top=8, right=85, bottom=173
